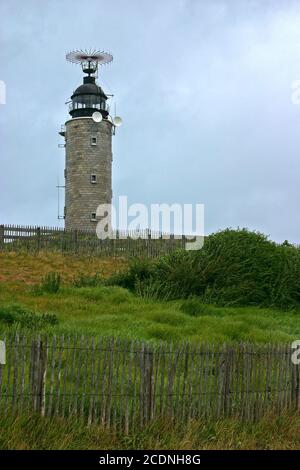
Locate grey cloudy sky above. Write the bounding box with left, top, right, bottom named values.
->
left=0, top=0, right=300, bottom=242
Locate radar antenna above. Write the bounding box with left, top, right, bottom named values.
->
left=66, top=48, right=113, bottom=75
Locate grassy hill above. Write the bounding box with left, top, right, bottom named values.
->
left=0, top=250, right=300, bottom=344
left=0, top=251, right=125, bottom=285
left=1, top=236, right=300, bottom=450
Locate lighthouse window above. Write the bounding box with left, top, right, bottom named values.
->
left=91, top=136, right=98, bottom=145
left=91, top=174, right=97, bottom=184
left=91, top=212, right=97, bottom=221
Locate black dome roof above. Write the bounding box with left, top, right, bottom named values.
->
left=72, top=82, right=107, bottom=99
left=69, top=75, right=109, bottom=118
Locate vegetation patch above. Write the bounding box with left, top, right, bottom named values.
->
left=107, top=258, right=156, bottom=291
left=1, top=411, right=300, bottom=449
left=40, top=272, right=61, bottom=293
left=1, top=229, right=300, bottom=343
left=70, top=286, right=132, bottom=304
left=0, top=305, right=58, bottom=329
left=179, top=297, right=220, bottom=317
left=109, top=229, right=300, bottom=308
left=72, top=272, right=104, bottom=288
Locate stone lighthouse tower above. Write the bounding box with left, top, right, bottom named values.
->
left=60, top=50, right=121, bottom=231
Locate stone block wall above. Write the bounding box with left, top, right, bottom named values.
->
left=64, top=117, right=112, bottom=231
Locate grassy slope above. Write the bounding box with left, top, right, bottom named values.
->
left=1, top=252, right=300, bottom=450
left=0, top=252, right=300, bottom=343
left=1, top=412, right=300, bottom=450
left=0, top=252, right=125, bottom=284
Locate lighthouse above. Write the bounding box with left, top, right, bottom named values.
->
left=60, top=49, right=121, bottom=231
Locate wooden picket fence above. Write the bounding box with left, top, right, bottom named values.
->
left=0, top=224, right=189, bottom=258
left=0, top=334, right=299, bottom=431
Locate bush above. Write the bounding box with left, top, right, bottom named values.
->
left=134, top=277, right=171, bottom=301
left=158, top=229, right=300, bottom=307
left=193, top=229, right=300, bottom=308
left=41, top=272, right=61, bottom=293
left=107, top=258, right=155, bottom=291
left=154, top=250, right=199, bottom=299
left=0, top=305, right=59, bottom=329
left=108, top=229, right=300, bottom=308
left=72, top=272, right=104, bottom=288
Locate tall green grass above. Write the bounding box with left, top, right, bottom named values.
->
left=1, top=411, right=300, bottom=449
left=0, top=286, right=299, bottom=344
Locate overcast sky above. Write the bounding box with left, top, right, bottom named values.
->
left=1, top=0, right=300, bottom=242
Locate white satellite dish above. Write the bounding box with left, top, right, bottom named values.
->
left=113, top=116, right=123, bottom=127
left=92, top=111, right=102, bottom=123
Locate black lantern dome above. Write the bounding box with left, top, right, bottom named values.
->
left=69, top=75, right=109, bottom=118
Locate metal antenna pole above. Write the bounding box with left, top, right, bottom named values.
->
left=57, top=177, right=60, bottom=220
left=56, top=178, right=66, bottom=220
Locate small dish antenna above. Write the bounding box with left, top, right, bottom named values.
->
left=113, top=116, right=123, bottom=127
left=92, top=111, right=103, bottom=123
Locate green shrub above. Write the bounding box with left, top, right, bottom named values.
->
left=109, top=229, right=300, bottom=308
left=134, top=277, right=171, bottom=301
left=154, top=250, right=199, bottom=299
left=72, top=272, right=104, bottom=288
left=41, top=272, right=61, bottom=293
left=107, top=258, right=155, bottom=291
left=0, top=305, right=58, bottom=329
left=193, top=229, right=300, bottom=308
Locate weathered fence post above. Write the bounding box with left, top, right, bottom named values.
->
left=30, top=337, right=47, bottom=416
left=74, top=229, right=78, bottom=254
left=38, top=338, right=48, bottom=416
left=216, top=345, right=225, bottom=418
left=36, top=227, right=41, bottom=252
left=291, top=362, right=300, bottom=410
left=222, top=346, right=233, bottom=416
left=61, top=229, right=67, bottom=253
left=146, top=349, right=154, bottom=423
left=0, top=225, right=4, bottom=251
left=170, top=233, right=175, bottom=254
left=216, top=343, right=237, bottom=419
left=147, top=230, right=152, bottom=258
left=0, top=338, right=5, bottom=413
left=182, top=234, right=186, bottom=250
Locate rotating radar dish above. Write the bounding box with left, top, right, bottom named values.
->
left=66, top=49, right=113, bottom=66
